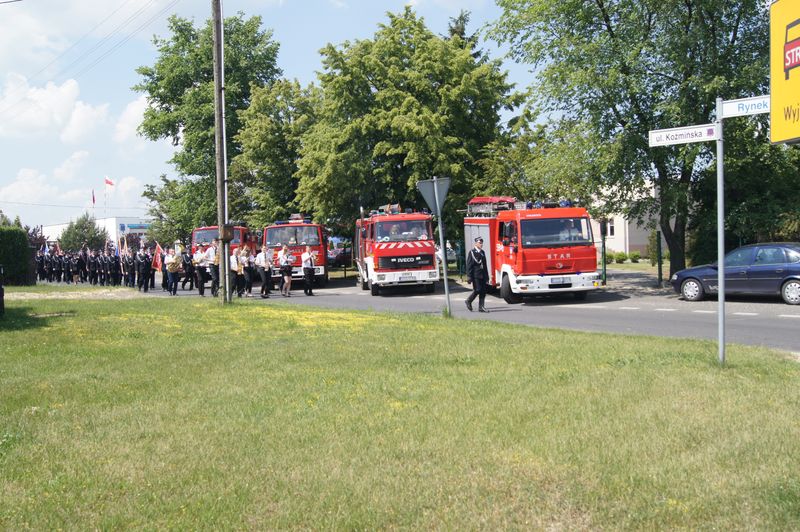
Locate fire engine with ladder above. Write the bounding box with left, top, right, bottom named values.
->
left=355, top=204, right=439, bottom=295
left=464, top=196, right=601, bottom=303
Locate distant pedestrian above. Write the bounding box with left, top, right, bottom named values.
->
left=301, top=245, right=315, bottom=296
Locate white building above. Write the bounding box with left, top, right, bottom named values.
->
left=43, top=216, right=151, bottom=247
left=590, top=215, right=654, bottom=256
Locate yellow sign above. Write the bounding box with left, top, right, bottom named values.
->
left=771, top=0, right=800, bottom=144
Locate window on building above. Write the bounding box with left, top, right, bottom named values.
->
left=607, top=219, right=615, bottom=237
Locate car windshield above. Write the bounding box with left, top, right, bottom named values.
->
left=375, top=220, right=431, bottom=242
left=520, top=218, right=593, bottom=247
left=266, top=226, right=320, bottom=247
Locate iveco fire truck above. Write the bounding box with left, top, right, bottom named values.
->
left=354, top=204, right=439, bottom=296
left=464, top=196, right=600, bottom=303
left=191, top=225, right=258, bottom=254
left=263, top=214, right=329, bottom=286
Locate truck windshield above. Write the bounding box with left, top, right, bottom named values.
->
left=520, top=218, right=593, bottom=248
left=193, top=229, right=240, bottom=246
left=376, top=220, right=431, bottom=242
left=266, top=226, right=320, bottom=246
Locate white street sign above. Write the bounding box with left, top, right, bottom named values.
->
left=648, top=123, right=717, bottom=147
left=721, top=95, right=770, bottom=118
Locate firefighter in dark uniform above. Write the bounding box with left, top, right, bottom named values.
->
left=53, top=252, right=63, bottom=283
left=77, top=248, right=87, bottom=283
left=63, top=252, right=72, bottom=284
left=136, top=249, right=150, bottom=292
left=112, top=252, right=122, bottom=286
left=465, top=236, right=489, bottom=313
left=181, top=246, right=194, bottom=290
left=36, top=251, right=45, bottom=281
left=124, top=250, right=136, bottom=287
left=88, top=251, right=98, bottom=285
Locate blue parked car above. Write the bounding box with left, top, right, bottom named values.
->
left=671, top=243, right=800, bottom=305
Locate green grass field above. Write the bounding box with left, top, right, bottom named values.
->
left=1, top=292, right=799, bottom=529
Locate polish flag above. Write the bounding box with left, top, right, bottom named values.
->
left=104, top=176, right=115, bottom=186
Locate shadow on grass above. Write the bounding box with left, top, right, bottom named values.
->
left=0, top=306, right=73, bottom=331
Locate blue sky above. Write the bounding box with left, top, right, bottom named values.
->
left=0, top=0, right=534, bottom=228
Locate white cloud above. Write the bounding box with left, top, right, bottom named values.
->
left=0, top=74, right=108, bottom=144
left=60, top=101, right=109, bottom=144
left=53, top=151, right=90, bottom=182
left=329, top=0, right=348, bottom=8
left=113, top=95, right=148, bottom=146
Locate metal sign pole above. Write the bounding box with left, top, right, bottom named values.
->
left=432, top=176, right=451, bottom=316
left=716, top=97, right=726, bottom=365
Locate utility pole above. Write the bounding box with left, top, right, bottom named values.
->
left=212, top=0, right=230, bottom=303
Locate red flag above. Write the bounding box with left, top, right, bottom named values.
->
left=92, top=189, right=95, bottom=205
left=104, top=176, right=115, bottom=186
left=151, top=242, right=163, bottom=270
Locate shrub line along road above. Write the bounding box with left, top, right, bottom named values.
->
left=150, top=269, right=800, bottom=353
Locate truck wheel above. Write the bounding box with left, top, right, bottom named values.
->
left=359, top=273, right=368, bottom=290
left=782, top=279, right=800, bottom=305
left=501, top=274, right=522, bottom=304
left=680, top=278, right=705, bottom=301
left=425, top=282, right=435, bottom=293
left=369, top=280, right=379, bottom=296
left=574, top=291, right=588, bottom=301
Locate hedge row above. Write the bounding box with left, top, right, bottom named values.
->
left=0, top=226, right=34, bottom=285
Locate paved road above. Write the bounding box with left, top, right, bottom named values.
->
left=160, top=270, right=800, bottom=353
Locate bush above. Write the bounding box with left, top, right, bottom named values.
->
left=604, top=249, right=616, bottom=264
left=0, top=226, right=34, bottom=285
left=629, top=251, right=641, bottom=263
left=614, top=251, right=628, bottom=264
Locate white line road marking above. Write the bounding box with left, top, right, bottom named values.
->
left=619, top=306, right=640, bottom=310
left=655, top=308, right=677, bottom=312
left=693, top=310, right=716, bottom=314
left=733, top=312, right=759, bottom=316
left=779, top=314, right=800, bottom=319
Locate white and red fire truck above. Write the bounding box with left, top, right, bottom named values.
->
left=464, top=196, right=601, bottom=303
left=263, top=214, right=329, bottom=286
left=354, top=205, right=439, bottom=296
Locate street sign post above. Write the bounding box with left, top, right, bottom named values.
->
left=649, top=94, right=769, bottom=365
left=417, top=177, right=451, bottom=316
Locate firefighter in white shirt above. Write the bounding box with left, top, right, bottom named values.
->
left=193, top=243, right=208, bottom=296
left=255, top=245, right=272, bottom=298
left=301, top=245, right=315, bottom=296
left=204, top=240, right=219, bottom=297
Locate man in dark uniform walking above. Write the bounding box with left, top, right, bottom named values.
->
left=181, top=246, right=194, bottom=291
left=465, top=236, right=489, bottom=313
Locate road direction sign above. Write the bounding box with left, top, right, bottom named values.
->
left=648, top=124, right=717, bottom=147
left=721, top=95, right=770, bottom=118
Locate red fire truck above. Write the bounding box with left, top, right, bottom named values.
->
left=191, top=225, right=258, bottom=254
left=263, top=214, right=329, bottom=286
left=464, top=196, right=600, bottom=303
left=354, top=204, right=439, bottom=296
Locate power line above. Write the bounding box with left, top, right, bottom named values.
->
left=0, top=200, right=149, bottom=210
left=0, top=1, right=24, bottom=5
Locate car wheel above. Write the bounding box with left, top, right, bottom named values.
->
left=369, top=280, right=379, bottom=296
left=680, top=278, right=705, bottom=301
left=501, top=274, right=522, bottom=304
left=782, top=279, right=800, bottom=305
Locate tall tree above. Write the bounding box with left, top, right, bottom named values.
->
left=134, top=13, right=281, bottom=236
left=230, top=79, right=322, bottom=228
left=490, top=0, right=770, bottom=274
left=295, top=8, right=514, bottom=235
left=59, top=213, right=109, bottom=251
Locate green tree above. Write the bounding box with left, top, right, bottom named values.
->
left=295, top=8, right=514, bottom=235
left=142, top=175, right=215, bottom=245
left=490, top=0, right=770, bottom=275
left=59, top=213, right=109, bottom=251
left=231, top=79, right=322, bottom=228
left=134, top=13, right=281, bottom=234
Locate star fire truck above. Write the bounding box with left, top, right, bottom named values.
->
left=191, top=225, right=258, bottom=254
left=354, top=204, right=439, bottom=296
left=263, top=214, right=329, bottom=287
left=464, top=196, right=601, bottom=303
